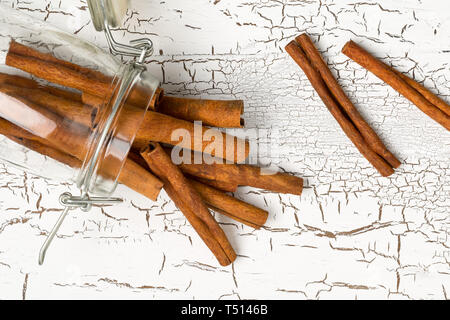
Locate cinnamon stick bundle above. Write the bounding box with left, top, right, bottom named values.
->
left=0, top=96, right=163, bottom=201
left=82, top=91, right=250, bottom=163
left=128, top=151, right=265, bottom=228
left=342, top=40, right=450, bottom=130
left=285, top=34, right=398, bottom=177
left=1, top=74, right=249, bottom=163
left=7, top=41, right=245, bottom=128
left=140, top=142, right=237, bottom=266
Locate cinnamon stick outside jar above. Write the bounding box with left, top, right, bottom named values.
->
left=128, top=151, right=266, bottom=228
left=168, top=148, right=303, bottom=195
left=191, top=176, right=238, bottom=193
left=157, top=95, right=244, bottom=128
left=342, top=40, right=450, bottom=130
left=188, top=179, right=268, bottom=229
left=295, top=34, right=400, bottom=169
left=285, top=37, right=395, bottom=177
left=140, top=142, right=237, bottom=266
left=393, top=70, right=450, bottom=117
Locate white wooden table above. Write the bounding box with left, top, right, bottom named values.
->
left=0, top=0, right=449, bottom=300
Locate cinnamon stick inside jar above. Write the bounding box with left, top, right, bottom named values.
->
left=0, top=72, right=81, bottom=102
left=0, top=83, right=96, bottom=127
left=6, top=41, right=151, bottom=108
left=140, top=142, right=237, bottom=266
left=342, top=40, right=450, bottom=130
left=285, top=36, right=396, bottom=177
left=6, top=135, right=82, bottom=169
left=0, top=95, right=163, bottom=201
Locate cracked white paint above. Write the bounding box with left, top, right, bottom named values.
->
left=0, top=0, right=449, bottom=300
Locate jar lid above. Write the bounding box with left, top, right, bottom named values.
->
left=87, top=0, right=130, bottom=32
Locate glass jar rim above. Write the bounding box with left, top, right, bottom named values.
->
left=76, top=62, right=157, bottom=196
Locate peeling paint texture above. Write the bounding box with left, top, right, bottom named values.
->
left=0, top=0, right=449, bottom=300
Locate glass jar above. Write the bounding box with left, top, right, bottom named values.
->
left=0, top=4, right=159, bottom=196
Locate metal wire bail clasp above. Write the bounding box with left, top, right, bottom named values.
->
left=38, top=192, right=122, bottom=265
left=87, top=0, right=154, bottom=63
left=104, top=24, right=154, bottom=64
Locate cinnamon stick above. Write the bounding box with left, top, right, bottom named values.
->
left=135, top=111, right=249, bottom=163
left=296, top=34, right=400, bottom=169
left=189, top=179, right=268, bottom=229
left=191, top=176, right=238, bottom=193
left=342, top=40, right=450, bottom=130
left=172, top=148, right=303, bottom=195
left=140, top=142, right=237, bottom=266
left=5, top=135, right=82, bottom=169
left=0, top=95, right=163, bottom=200
left=8, top=40, right=111, bottom=83
left=0, top=72, right=83, bottom=102
left=0, top=83, right=96, bottom=127
left=156, top=95, right=244, bottom=128
left=393, top=70, right=450, bottom=117
left=6, top=41, right=150, bottom=109
left=285, top=40, right=395, bottom=177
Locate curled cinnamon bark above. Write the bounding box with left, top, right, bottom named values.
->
left=342, top=40, right=450, bottom=130
left=393, top=71, right=450, bottom=117
left=140, top=142, right=237, bottom=266
left=0, top=72, right=83, bottom=102
left=135, top=111, right=249, bottom=163
left=285, top=37, right=395, bottom=177
left=6, top=135, right=81, bottom=169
